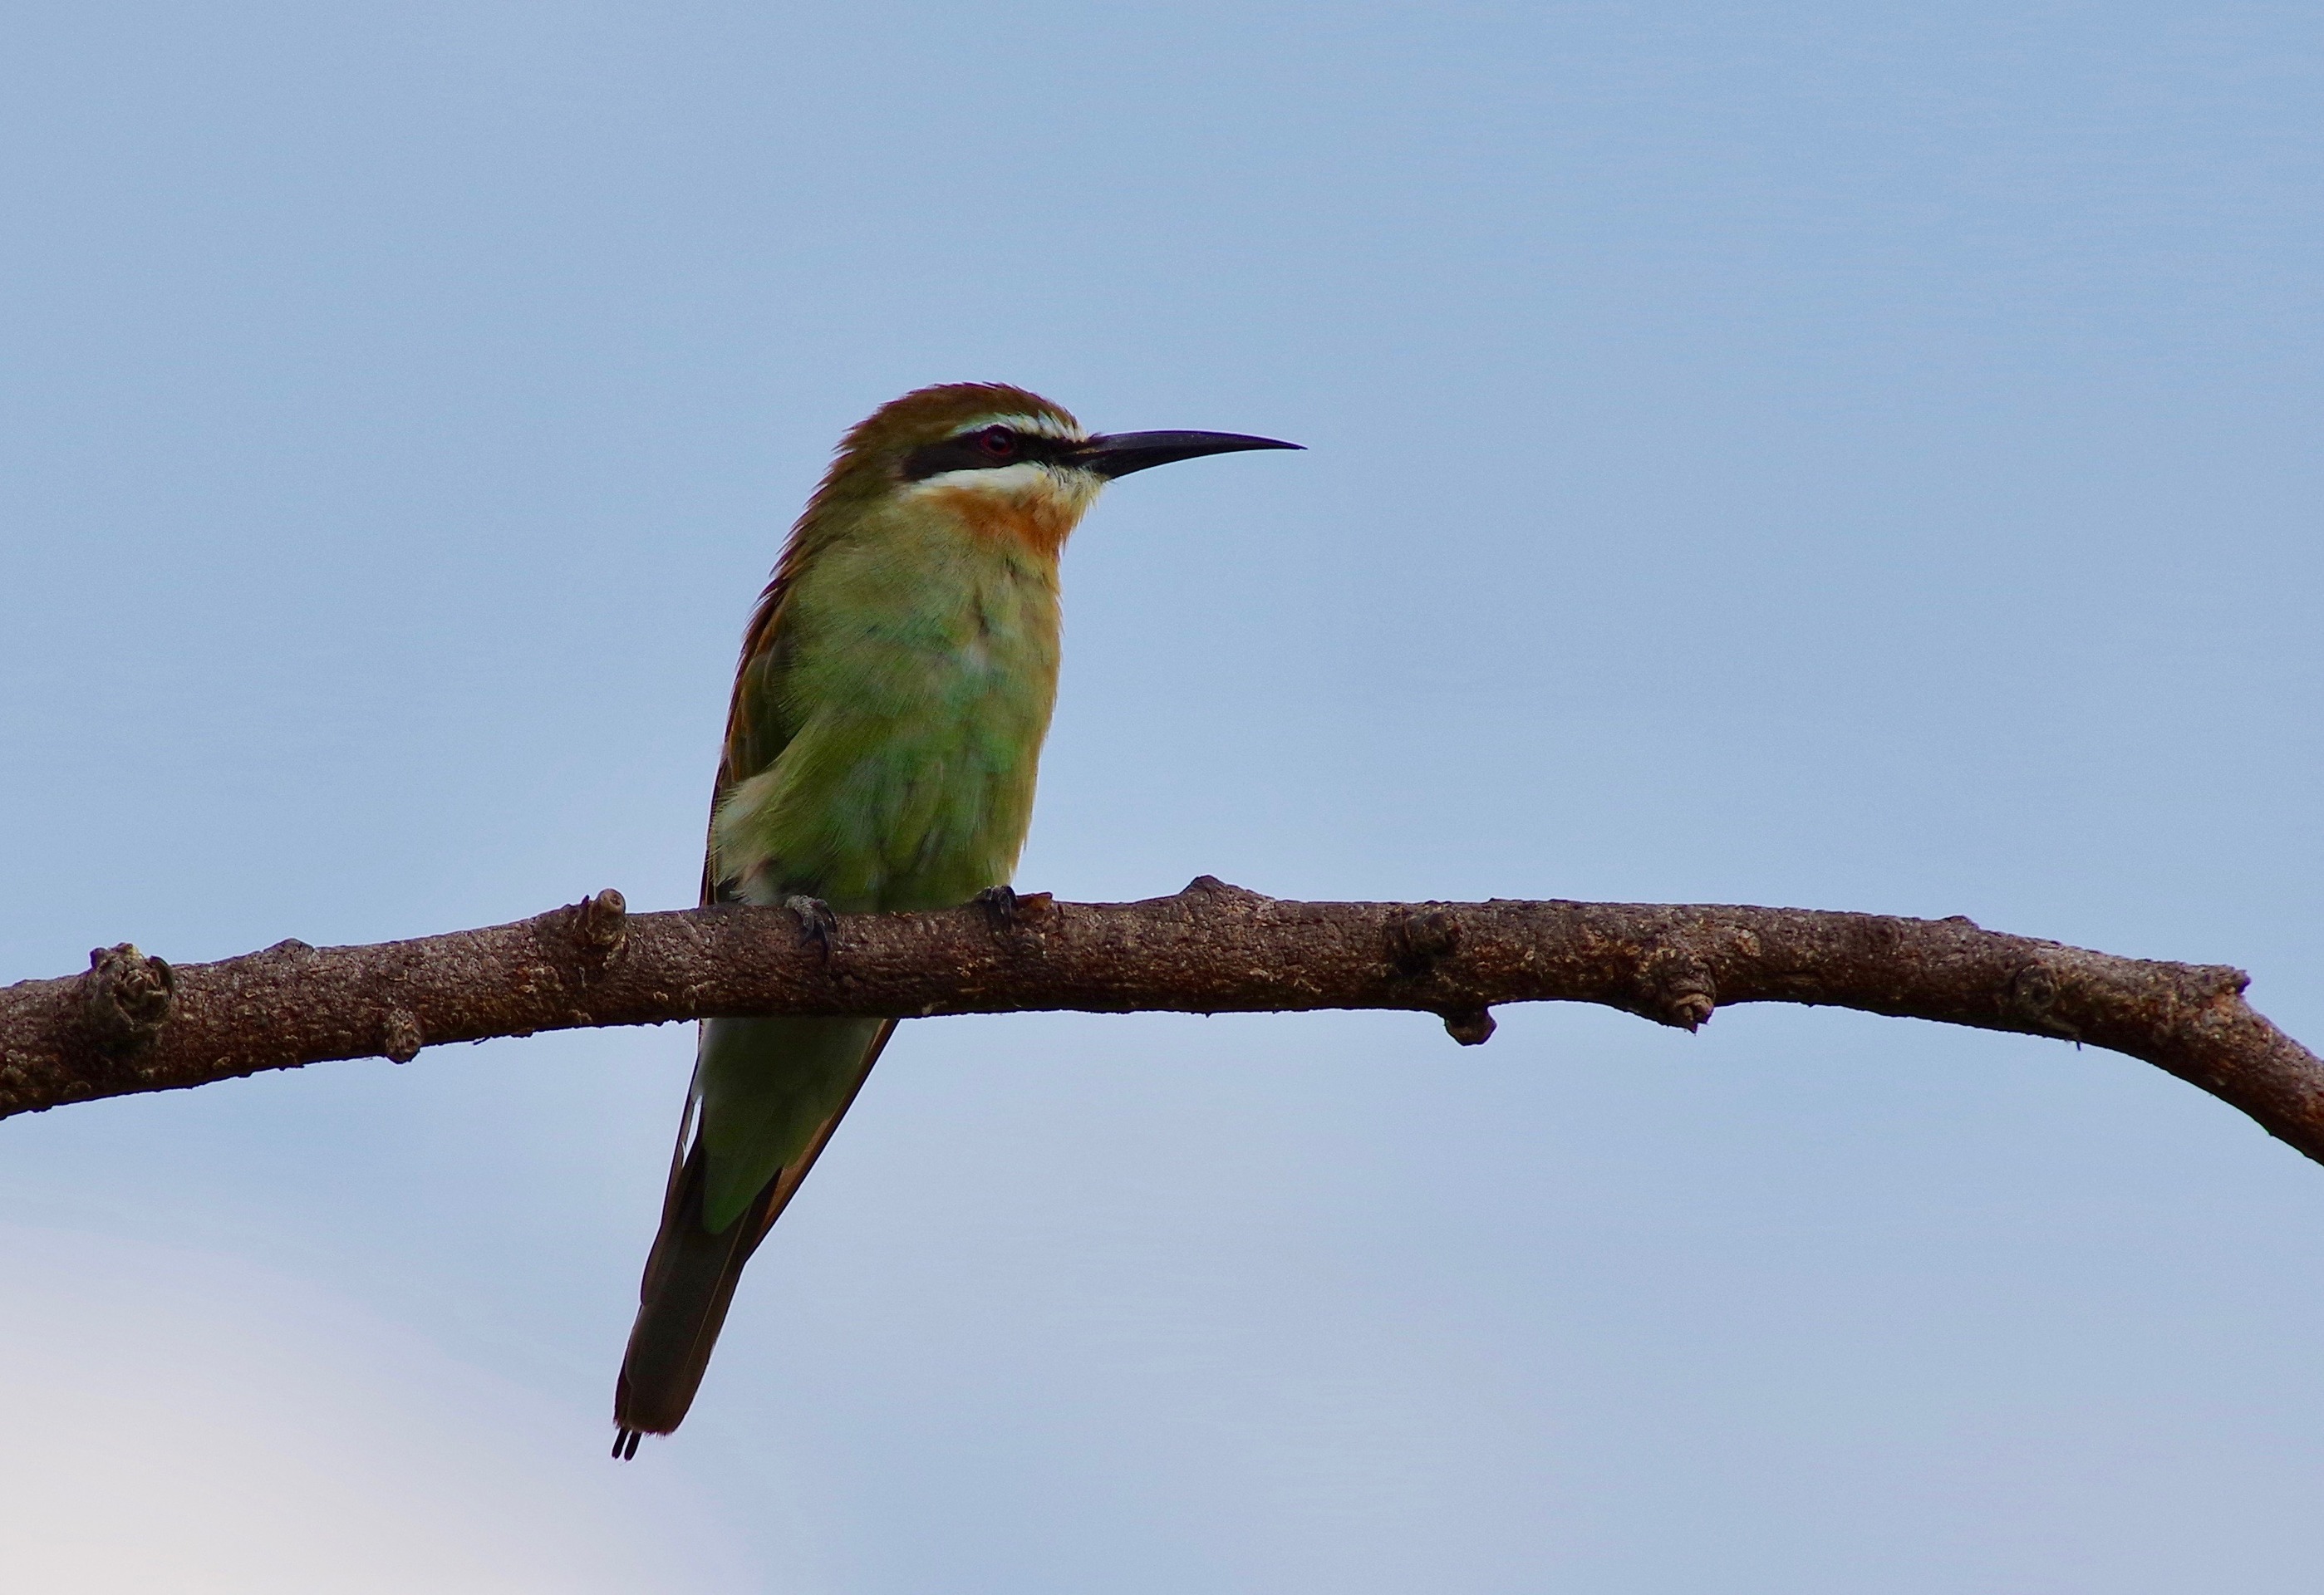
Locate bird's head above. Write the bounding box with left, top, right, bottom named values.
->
left=803, top=382, right=1300, bottom=559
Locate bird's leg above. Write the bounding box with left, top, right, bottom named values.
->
left=784, top=895, right=838, bottom=955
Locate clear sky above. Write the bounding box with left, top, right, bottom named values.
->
left=2, top=2, right=2320, bottom=1590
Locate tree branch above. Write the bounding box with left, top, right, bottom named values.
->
left=2, top=876, right=2319, bottom=1166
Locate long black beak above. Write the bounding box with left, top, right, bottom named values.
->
left=1070, top=429, right=1303, bottom=479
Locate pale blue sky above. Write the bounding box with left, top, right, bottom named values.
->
left=2, top=3, right=2321, bottom=1590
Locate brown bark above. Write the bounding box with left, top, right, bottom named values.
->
left=2, top=877, right=2317, bottom=1166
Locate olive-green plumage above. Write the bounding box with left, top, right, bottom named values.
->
left=612, top=383, right=1296, bottom=1454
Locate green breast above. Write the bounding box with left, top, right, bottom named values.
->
left=712, top=522, right=1063, bottom=913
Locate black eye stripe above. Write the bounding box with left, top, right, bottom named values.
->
left=900, top=426, right=1072, bottom=481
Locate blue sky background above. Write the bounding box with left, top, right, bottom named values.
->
left=2, top=2, right=2320, bottom=1589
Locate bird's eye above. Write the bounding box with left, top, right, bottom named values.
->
left=976, top=426, right=1019, bottom=459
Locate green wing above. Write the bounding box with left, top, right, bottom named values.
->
left=700, top=567, right=803, bottom=906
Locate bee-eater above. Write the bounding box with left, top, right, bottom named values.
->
left=612, top=383, right=1298, bottom=1455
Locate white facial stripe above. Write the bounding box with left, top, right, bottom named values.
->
left=907, top=459, right=1104, bottom=504
left=951, top=411, right=1085, bottom=442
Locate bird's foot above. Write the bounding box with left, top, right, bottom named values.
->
left=976, top=884, right=1055, bottom=930
left=784, top=895, right=838, bottom=955
left=975, top=885, right=1020, bottom=926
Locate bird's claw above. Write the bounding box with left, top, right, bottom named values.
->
left=976, top=884, right=1054, bottom=930
left=976, top=885, right=1020, bottom=926
left=784, top=895, right=838, bottom=954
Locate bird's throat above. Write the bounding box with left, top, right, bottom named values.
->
left=918, top=476, right=1094, bottom=562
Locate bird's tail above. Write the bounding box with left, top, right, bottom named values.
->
left=612, top=1132, right=776, bottom=1455
left=612, top=1018, right=894, bottom=1457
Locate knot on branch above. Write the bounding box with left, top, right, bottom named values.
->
left=82, top=944, right=175, bottom=1057
left=381, top=1009, right=424, bottom=1065
left=1177, top=876, right=1270, bottom=906
left=570, top=889, right=629, bottom=963
left=1438, top=1007, right=1496, bottom=1046
left=1386, top=906, right=1461, bottom=979
left=1635, top=941, right=1716, bottom=1031
left=2007, top=960, right=2079, bottom=1040
left=1387, top=909, right=1493, bottom=1043
left=2190, top=964, right=2252, bottom=1001
left=1385, top=911, right=1459, bottom=976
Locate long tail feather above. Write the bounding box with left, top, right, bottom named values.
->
left=612, top=1020, right=894, bottom=1450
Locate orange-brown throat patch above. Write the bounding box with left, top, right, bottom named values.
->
left=925, top=482, right=1083, bottom=562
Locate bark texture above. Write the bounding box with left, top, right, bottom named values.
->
left=2, top=878, right=2318, bottom=1166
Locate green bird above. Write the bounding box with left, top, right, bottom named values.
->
left=613, top=382, right=1298, bottom=1455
